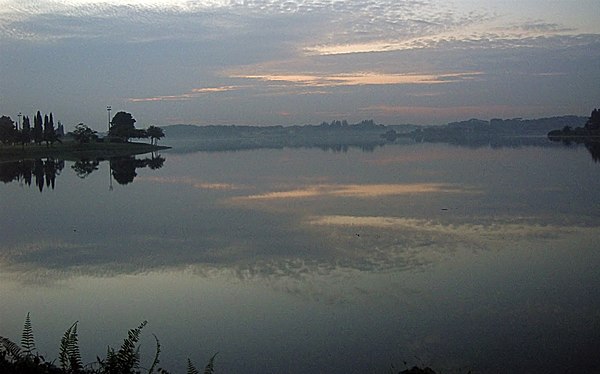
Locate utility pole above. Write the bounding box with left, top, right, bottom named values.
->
left=107, top=105, right=112, bottom=132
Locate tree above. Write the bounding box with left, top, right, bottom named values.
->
left=0, top=115, right=16, bottom=144
left=146, top=126, right=165, bottom=145
left=43, top=112, right=57, bottom=146
left=32, top=111, right=43, bottom=145
left=109, top=111, right=137, bottom=142
left=585, top=108, right=600, bottom=131
left=20, top=116, right=31, bottom=147
left=72, top=123, right=98, bottom=143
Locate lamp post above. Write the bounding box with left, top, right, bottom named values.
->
left=107, top=105, right=112, bottom=132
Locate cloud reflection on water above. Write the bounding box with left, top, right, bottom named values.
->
left=1, top=210, right=597, bottom=292
left=231, top=182, right=476, bottom=201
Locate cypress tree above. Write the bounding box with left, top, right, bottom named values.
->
left=32, top=111, right=44, bottom=145
left=21, top=116, right=31, bottom=146
left=43, top=113, right=56, bottom=146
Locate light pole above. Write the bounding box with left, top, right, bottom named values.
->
left=107, top=105, right=112, bottom=132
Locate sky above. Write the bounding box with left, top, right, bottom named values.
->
left=0, top=0, right=599, bottom=130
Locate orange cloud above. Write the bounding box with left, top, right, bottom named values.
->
left=128, top=85, right=242, bottom=103
left=233, top=72, right=481, bottom=88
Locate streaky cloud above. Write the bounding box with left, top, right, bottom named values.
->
left=231, top=183, right=477, bottom=202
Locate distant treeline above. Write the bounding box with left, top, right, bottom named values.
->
left=548, top=108, right=600, bottom=139
left=409, top=115, right=587, bottom=142
left=163, top=119, right=393, bottom=138
left=163, top=116, right=588, bottom=140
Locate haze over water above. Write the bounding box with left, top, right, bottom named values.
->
left=1, top=140, right=599, bottom=373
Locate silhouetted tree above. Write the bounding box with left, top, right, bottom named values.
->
left=43, top=113, right=57, bottom=146
left=21, top=116, right=31, bottom=147
left=146, top=126, right=165, bottom=145
left=32, top=111, right=44, bottom=145
left=585, top=108, right=600, bottom=131
left=109, top=111, right=137, bottom=142
left=56, top=121, right=65, bottom=137
left=0, top=115, right=16, bottom=144
left=72, top=123, right=98, bottom=143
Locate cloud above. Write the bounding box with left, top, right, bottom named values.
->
left=1, top=0, right=598, bottom=126
left=127, top=70, right=482, bottom=104
left=128, top=86, right=243, bottom=102
left=231, top=183, right=476, bottom=202
left=233, top=71, right=483, bottom=87
left=138, top=176, right=239, bottom=190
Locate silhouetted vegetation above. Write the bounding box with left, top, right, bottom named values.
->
left=0, top=158, right=64, bottom=192
left=110, top=154, right=165, bottom=185
left=0, top=111, right=64, bottom=147
left=146, top=126, right=165, bottom=145
left=0, top=111, right=166, bottom=156
left=1, top=315, right=447, bottom=374
left=546, top=108, right=600, bottom=162
left=72, top=124, right=99, bottom=144
left=0, top=154, right=164, bottom=191
left=406, top=116, right=587, bottom=146
left=547, top=108, right=600, bottom=139
left=108, top=111, right=151, bottom=143
left=1, top=314, right=216, bottom=374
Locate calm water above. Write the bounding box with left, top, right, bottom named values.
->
left=1, top=140, right=600, bottom=373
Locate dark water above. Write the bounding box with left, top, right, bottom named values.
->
left=1, top=140, right=599, bottom=373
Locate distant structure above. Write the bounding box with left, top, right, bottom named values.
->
left=107, top=105, right=112, bottom=131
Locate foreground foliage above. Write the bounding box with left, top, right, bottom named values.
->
left=2, top=315, right=446, bottom=374
left=0, top=314, right=216, bottom=374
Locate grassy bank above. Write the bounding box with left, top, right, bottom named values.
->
left=0, top=141, right=169, bottom=161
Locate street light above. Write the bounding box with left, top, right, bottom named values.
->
left=107, top=105, right=112, bottom=132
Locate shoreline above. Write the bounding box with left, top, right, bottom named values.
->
left=0, top=141, right=169, bottom=161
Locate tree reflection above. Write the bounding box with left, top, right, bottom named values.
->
left=110, top=154, right=165, bottom=185
left=584, top=141, right=600, bottom=163
left=0, top=153, right=165, bottom=190
left=72, top=159, right=100, bottom=178
left=549, top=137, right=600, bottom=163
left=0, top=158, right=64, bottom=192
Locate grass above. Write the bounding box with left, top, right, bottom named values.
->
left=0, top=141, right=169, bottom=162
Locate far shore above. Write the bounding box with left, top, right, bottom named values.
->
left=0, top=141, right=169, bottom=161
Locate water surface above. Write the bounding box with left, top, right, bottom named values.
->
left=1, top=141, right=599, bottom=373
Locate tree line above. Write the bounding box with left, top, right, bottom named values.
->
left=0, top=110, right=164, bottom=146
left=74, top=111, right=164, bottom=145
left=0, top=111, right=64, bottom=146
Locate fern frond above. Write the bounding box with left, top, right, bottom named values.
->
left=113, top=320, right=147, bottom=372
left=187, top=358, right=199, bottom=374
left=148, top=334, right=161, bottom=374
left=20, top=312, right=36, bottom=356
left=203, top=353, right=218, bottom=374
left=59, top=324, right=74, bottom=369
left=0, top=336, right=22, bottom=359
left=68, top=322, right=83, bottom=372
left=60, top=321, right=83, bottom=373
